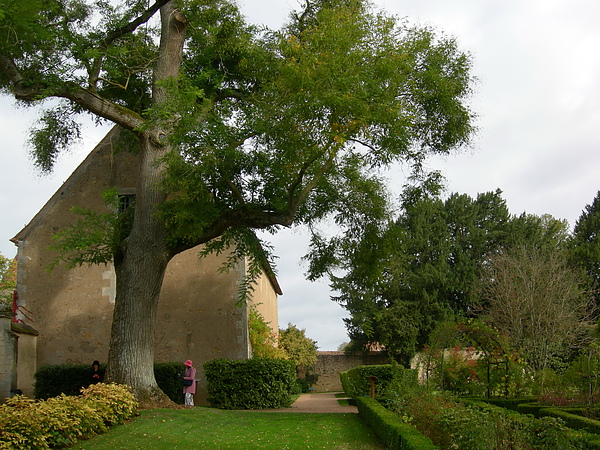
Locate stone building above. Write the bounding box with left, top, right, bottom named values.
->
left=9, top=127, right=281, bottom=403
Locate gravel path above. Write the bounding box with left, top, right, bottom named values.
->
left=259, top=392, right=358, bottom=414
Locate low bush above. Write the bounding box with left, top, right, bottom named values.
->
left=153, top=362, right=186, bottom=404
left=204, top=358, right=295, bottom=409
left=356, top=396, right=436, bottom=449
left=539, top=407, right=600, bottom=435
left=475, top=397, right=535, bottom=411
left=34, top=362, right=186, bottom=403
left=385, top=390, right=600, bottom=449
left=0, top=383, right=138, bottom=449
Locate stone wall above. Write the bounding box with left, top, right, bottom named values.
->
left=312, top=351, right=389, bottom=392
left=0, top=305, right=17, bottom=401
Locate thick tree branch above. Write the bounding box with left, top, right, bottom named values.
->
left=0, top=54, right=144, bottom=130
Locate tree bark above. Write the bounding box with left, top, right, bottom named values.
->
left=105, top=1, right=185, bottom=407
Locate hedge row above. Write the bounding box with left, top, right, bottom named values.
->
left=340, top=364, right=417, bottom=399
left=0, top=383, right=138, bottom=449
left=478, top=399, right=600, bottom=436
left=34, top=362, right=186, bottom=403
left=204, top=358, right=296, bottom=409
left=540, top=408, right=600, bottom=435
left=356, top=397, right=437, bottom=449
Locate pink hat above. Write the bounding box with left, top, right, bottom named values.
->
left=185, top=360, right=193, bottom=367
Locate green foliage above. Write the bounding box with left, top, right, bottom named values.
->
left=0, top=383, right=138, bottom=449
left=539, top=407, right=600, bottom=435
left=28, top=106, right=82, bottom=173
left=248, top=305, right=286, bottom=359
left=204, top=358, right=296, bottom=409
left=0, top=252, right=16, bottom=307
left=386, top=390, right=598, bottom=449
left=34, top=362, right=185, bottom=404
left=326, top=185, right=579, bottom=364
left=417, top=319, right=516, bottom=397
left=35, top=363, right=99, bottom=399
left=571, top=190, right=600, bottom=304
left=329, top=189, right=517, bottom=358
left=278, top=323, right=318, bottom=368
left=356, top=396, right=437, bottom=449
left=340, top=364, right=416, bottom=399
left=480, top=245, right=595, bottom=373
left=152, top=362, right=186, bottom=405
left=1, top=0, right=477, bottom=400
left=48, top=188, right=134, bottom=268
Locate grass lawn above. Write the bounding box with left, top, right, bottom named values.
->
left=72, top=407, right=384, bottom=449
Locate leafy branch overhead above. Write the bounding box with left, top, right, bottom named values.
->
left=0, top=0, right=477, bottom=402
left=0, top=0, right=476, bottom=263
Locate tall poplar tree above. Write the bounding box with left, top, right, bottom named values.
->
left=0, top=0, right=475, bottom=404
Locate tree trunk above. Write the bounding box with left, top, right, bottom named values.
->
left=106, top=131, right=173, bottom=407
left=105, top=1, right=186, bottom=407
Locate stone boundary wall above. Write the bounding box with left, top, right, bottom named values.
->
left=312, top=351, right=389, bottom=392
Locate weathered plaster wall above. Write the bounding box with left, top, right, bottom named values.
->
left=12, top=128, right=279, bottom=402
left=0, top=309, right=17, bottom=402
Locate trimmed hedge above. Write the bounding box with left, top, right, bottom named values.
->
left=465, top=399, right=600, bottom=448
left=471, top=397, right=535, bottom=411
left=0, top=383, right=138, bottom=449
left=34, top=362, right=186, bottom=403
left=540, top=407, right=600, bottom=435
left=204, top=358, right=296, bottom=409
left=356, top=397, right=437, bottom=449
left=340, top=364, right=417, bottom=399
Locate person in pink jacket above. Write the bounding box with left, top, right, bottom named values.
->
left=183, top=359, right=196, bottom=406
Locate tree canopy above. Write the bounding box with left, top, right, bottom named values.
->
left=326, top=187, right=573, bottom=361
left=0, top=252, right=16, bottom=307
left=0, top=0, right=476, bottom=403
left=278, top=323, right=318, bottom=368
left=571, top=190, right=600, bottom=302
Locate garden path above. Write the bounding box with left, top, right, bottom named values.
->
left=260, top=392, right=358, bottom=414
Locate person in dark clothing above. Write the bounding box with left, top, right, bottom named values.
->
left=90, top=360, right=103, bottom=384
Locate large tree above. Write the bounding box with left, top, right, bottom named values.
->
left=324, top=188, right=512, bottom=358
left=480, top=246, right=594, bottom=373
left=325, top=187, right=573, bottom=361
left=0, top=0, right=475, bottom=404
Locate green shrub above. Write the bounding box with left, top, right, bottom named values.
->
left=540, top=407, right=600, bottom=434
left=154, top=362, right=186, bottom=404
left=34, top=363, right=100, bottom=399
left=384, top=391, right=600, bottom=449
left=34, top=362, right=186, bottom=403
left=356, top=397, right=436, bottom=449
left=476, top=397, right=535, bottom=411
left=0, top=383, right=138, bottom=449
left=204, top=358, right=296, bottom=409
left=340, top=364, right=417, bottom=399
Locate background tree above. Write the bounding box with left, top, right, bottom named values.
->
left=479, top=246, right=595, bottom=374
left=326, top=186, right=574, bottom=363
left=0, top=252, right=16, bottom=307
left=0, top=0, right=475, bottom=403
left=327, top=187, right=513, bottom=360
left=278, top=323, right=318, bottom=369
left=248, top=305, right=286, bottom=359
left=570, top=190, right=600, bottom=304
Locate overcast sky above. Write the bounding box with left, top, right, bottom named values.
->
left=1, top=0, right=599, bottom=350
